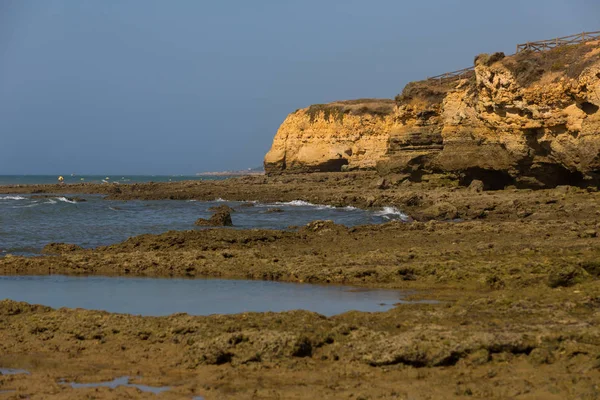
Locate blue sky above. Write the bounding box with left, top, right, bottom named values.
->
left=1, top=0, right=599, bottom=174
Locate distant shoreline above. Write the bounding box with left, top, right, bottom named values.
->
left=195, top=170, right=265, bottom=177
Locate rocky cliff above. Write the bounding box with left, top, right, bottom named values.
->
left=264, top=100, right=396, bottom=173
left=265, top=41, right=600, bottom=188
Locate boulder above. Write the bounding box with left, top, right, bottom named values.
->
left=195, top=211, right=233, bottom=227
left=412, top=202, right=458, bottom=221
left=468, top=180, right=484, bottom=193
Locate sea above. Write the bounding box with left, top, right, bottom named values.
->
left=0, top=176, right=408, bottom=256
left=0, top=174, right=223, bottom=185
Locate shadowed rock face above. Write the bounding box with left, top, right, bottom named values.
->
left=265, top=43, right=600, bottom=188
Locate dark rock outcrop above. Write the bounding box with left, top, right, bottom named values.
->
left=195, top=210, right=233, bottom=227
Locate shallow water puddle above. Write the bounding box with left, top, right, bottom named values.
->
left=61, top=376, right=170, bottom=394
left=0, top=368, right=29, bottom=375
left=0, top=368, right=28, bottom=396
left=0, top=275, right=429, bottom=316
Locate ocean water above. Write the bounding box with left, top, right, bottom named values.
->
left=0, top=174, right=226, bottom=185
left=0, top=195, right=407, bottom=256
left=0, top=275, right=414, bottom=316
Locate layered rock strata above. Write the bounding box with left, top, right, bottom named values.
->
left=265, top=42, right=600, bottom=188
left=264, top=100, right=396, bottom=173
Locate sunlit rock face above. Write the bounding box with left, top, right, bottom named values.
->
left=265, top=43, right=600, bottom=188
left=264, top=100, right=396, bottom=174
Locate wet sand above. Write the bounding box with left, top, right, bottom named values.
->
left=1, top=173, right=600, bottom=399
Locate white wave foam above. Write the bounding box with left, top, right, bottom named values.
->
left=280, top=200, right=315, bottom=206
left=272, top=200, right=334, bottom=209
left=56, top=197, right=77, bottom=204
left=375, top=206, right=409, bottom=221
left=45, top=199, right=57, bottom=204
left=214, top=198, right=227, bottom=202
left=0, top=196, right=25, bottom=201
left=252, top=200, right=362, bottom=210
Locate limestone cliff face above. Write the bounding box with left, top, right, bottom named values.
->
left=264, top=100, right=396, bottom=173
left=265, top=42, right=600, bottom=187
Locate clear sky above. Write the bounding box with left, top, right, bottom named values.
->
left=1, top=0, right=599, bottom=174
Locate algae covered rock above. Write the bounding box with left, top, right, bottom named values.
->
left=42, top=243, right=84, bottom=254
left=413, top=202, right=458, bottom=221
left=195, top=210, right=233, bottom=227
left=547, top=265, right=587, bottom=288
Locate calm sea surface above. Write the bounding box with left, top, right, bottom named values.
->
left=0, top=174, right=226, bottom=185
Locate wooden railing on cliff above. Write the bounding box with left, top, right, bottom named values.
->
left=427, top=66, right=475, bottom=84
left=516, top=31, right=600, bottom=53
left=427, top=30, right=600, bottom=84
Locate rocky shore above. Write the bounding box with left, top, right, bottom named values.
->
left=1, top=174, right=600, bottom=399
left=3, top=39, right=600, bottom=400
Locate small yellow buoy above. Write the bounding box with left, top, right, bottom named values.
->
left=58, top=176, right=64, bottom=183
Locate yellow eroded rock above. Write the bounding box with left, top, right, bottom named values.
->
left=265, top=43, right=600, bottom=188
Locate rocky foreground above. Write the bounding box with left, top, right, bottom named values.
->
left=0, top=175, right=599, bottom=399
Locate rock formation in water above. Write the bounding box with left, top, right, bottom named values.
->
left=264, top=41, right=600, bottom=188
left=195, top=209, right=233, bottom=226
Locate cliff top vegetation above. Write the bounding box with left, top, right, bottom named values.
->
left=394, top=40, right=600, bottom=107
left=303, top=99, right=395, bottom=123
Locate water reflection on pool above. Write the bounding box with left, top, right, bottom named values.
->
left=0, top=275, right=428, bottom=316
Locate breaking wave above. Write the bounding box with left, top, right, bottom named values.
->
left=374, top=206, right=409, bottom=221
left=272, top=200, right=335, bottom=209
left=56, top=197, right=77, bottom=204
left=0, top=196, right=26, bottom=201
